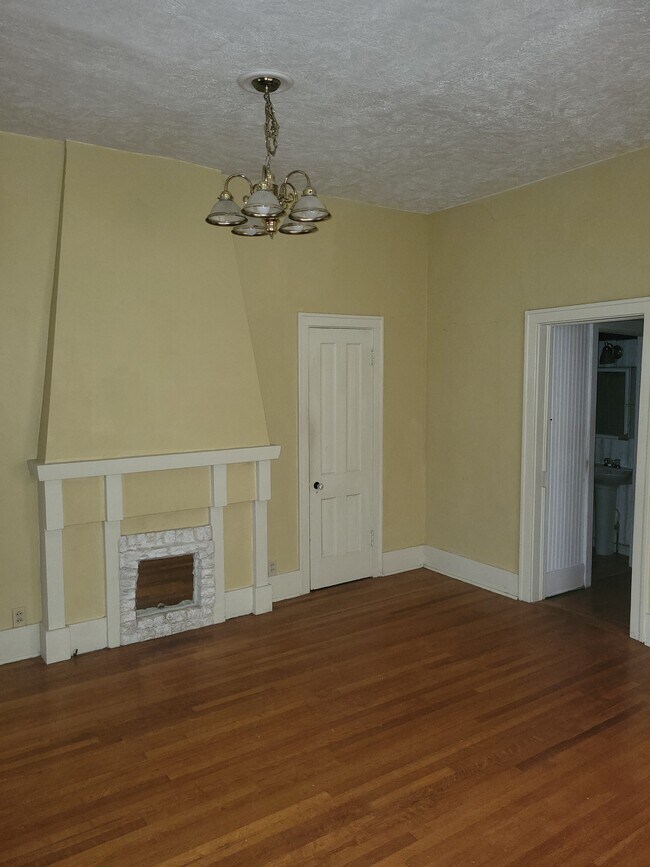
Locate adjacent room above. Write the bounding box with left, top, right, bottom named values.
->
left=1, top=2, right=649, bottom=862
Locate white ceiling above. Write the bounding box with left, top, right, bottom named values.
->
left=1, top=1, right=648, bottom=213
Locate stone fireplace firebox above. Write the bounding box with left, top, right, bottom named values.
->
left=120, top=526, right=216, bottom=644
left=30, top=445, right=280, bottom=663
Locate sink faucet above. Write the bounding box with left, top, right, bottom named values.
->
left=603, top=458, right=612, bottom=467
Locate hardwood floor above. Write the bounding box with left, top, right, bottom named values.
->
left=2, top=569, right=650, bottom=865
left=542, top=553, right=632, bottom=633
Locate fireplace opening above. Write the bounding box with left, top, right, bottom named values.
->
left=136, top=554, right=195, bottom=611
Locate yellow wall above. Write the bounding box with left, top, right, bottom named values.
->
left=0, top=133, right=64, bottom=629
left=42, top=141, right=269, bottom=462
left=63, top=523, right=105, bottom=624
left=235, top=198, right=429, bottom=574
left=425, top=148, right=650, bottom=572
left=5, top=124, right=644, bottom=639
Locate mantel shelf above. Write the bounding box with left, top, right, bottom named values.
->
left=29, top=444, right=281, bottom=481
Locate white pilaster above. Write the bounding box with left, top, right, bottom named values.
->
left=38, top=480, right=68, bottom=663
left=211, top=464, right=228, bottom=507
left=210, top=506, right=226, bottom=623
left=210, top=464, right=228, bottom=623
left=252, top=495, right=272, bottom=615
left=40, top=623, right=71, bottom=665
left=104, top=474, right=123, bottom=647
left=256, top=460, right=271, bottom=502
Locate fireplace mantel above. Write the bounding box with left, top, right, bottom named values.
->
left=30, top=445, right=281, bottom=663
left=29, top=445, right=280, bottom=481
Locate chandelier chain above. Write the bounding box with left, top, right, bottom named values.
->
left=264, top=90, right=280, bottom=170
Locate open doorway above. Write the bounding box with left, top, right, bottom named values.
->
left=519, top=297, right=650, bottom=645
left=542, top=319, right=643, bottom=633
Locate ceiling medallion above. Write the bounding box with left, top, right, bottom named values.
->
left=206, top=71, right=331, bottom=239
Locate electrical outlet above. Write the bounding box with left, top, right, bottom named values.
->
left=268, top=560, right=277, bottom=577
left=12, top=607, right=26, bottom=628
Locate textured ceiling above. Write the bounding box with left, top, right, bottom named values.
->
left=1, top=1, right=648, bottom=213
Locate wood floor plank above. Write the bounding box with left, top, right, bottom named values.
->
left=1, top=569, right=650, bottom=864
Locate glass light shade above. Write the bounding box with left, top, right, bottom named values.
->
left=232, top=217, right=268, bottom=237
left=279, top=217, right=318, bottom=235
left=289, top=193, right=331, bottom=222
left=206, top=196, right=246, bottom=226
left=242, top=189, right=284, bottom=218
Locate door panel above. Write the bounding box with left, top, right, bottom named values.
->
left=544, top=324, right=594, bottom=597
left=309, top=328, right=374, bottom=589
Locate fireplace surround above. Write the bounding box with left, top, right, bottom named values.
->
left=30, top=445, right=280, bottom=663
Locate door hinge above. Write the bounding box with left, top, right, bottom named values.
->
left=370, top=529, right=375, bottom=547
left=370, top=348, right=375, bottom=367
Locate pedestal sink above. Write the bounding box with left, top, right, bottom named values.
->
left=594, top=465, right=633, bottom=556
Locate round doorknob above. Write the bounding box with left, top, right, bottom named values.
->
left=313, top=481, right=324, bottom=490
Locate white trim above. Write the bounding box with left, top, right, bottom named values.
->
left=105, top=474, right=124, bottom=521
left=69, top=618, right=108, bottom=655
left=298, top=313, right=384, bottom=595
left=211, top=464, right=228, bottom=507
left=252, top=500, right=272, bottom=614
left=0, top=624, right=40, bottom=665
left=210, top=506, right=226, bottom=623
left=256, top=460, right=271, bottom=501
left=29, top=444, right=281, bottom=481
left=1, top=585, right=270, bottom=667
left=33, top=447, right=281, bottom=662
left=40, top=624, right=72, bottom=664
left=544, top=565, right=585, bottom=598
left=519, top=297, right=650, bottom=643
left=382, top=546, right=425, bottom=575
left=104, top=472, right=123, bottom=647
left=104, top=521, right=121, bottom=647
left=225, top=586, right=254, bottom=619
left=42, top=479, right=64, bottom=529
left=424, top=546, right=519, bottom=599
left=271, top=570, right=304, bottom=601
left=41, top=527, right=65, bottom=631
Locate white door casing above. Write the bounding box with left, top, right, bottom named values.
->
left=519, top=297, right=650, bottom=643
left=543, top=324, right=595, bottom=597
left=298, top=314, right=383, bottom=594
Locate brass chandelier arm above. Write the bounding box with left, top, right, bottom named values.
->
left=283, top=169, right=313, bottom=192
left=278, top=180, right=298, bottom=210
left=223, top=173, right=254, bottom=196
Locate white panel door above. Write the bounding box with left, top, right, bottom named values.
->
left=309, top=327, right=374, bottom=589
left=544, top=324, right=595, bottom=597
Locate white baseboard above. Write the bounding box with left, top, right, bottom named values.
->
left=0, top=623, right=40, bottom=665
left=69, top=618, right=108, bottom=655
left=382, top=546, right=424, bottom=575
left=225, top=586, right=254, bottom=619
left=1, top=585, right=267, bottom=666
left=271, top=570, right=304, bottom=601
left=423, top=546, right=519, bottom=599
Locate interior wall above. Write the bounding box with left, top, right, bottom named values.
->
left=0, top=132, right=270, bottom=630
left=425, top=148, right=650, bottom=573
left=0, top=132, right=64, bottom=630
left=41, top=140, right=269, bottom=462
left=0, top=130, right=429, bottom=635
left=234, top=198, right=429, bottom=576
left=6, top=124, right=644, bottom=640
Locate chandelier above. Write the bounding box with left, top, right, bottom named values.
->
left=206, top=72, right=331, bottom=238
